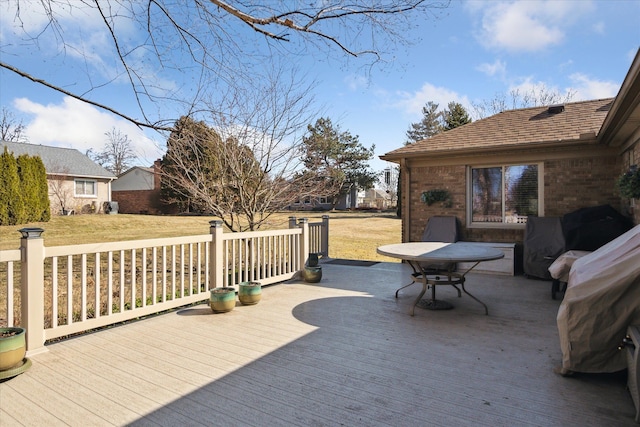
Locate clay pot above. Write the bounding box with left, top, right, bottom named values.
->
left=209, top=287, right=236, bottom=313
left=0, top=327, right=26, bottom=371
left=239, top=282, right=262, bottom=305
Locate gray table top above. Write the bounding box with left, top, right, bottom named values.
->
left=377, top=242, right=505, bottom=263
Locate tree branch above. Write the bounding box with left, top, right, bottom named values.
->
left=0, top=61, right=173, bottom=132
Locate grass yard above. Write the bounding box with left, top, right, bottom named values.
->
left=0, top=211, right=402, bottom=262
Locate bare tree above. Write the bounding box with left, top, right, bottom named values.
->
left=160, top=68, right=330, bottom=232
left=91, top=128, right=137, bottom=175
left=0, top=107, right=28, bottom=142
left=1, top=1, right=449, bottom=132
left=48, top=171, right=74, bottom=215
left=472, top=87, right=576, bottom=119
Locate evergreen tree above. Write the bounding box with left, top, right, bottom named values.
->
left=17, top=154, right=38, bottom=222
left=302, top=117, right=377, bottom=209
left=442, top=101, right=472, bottom=131
left=33, top=156, right=51, bottom=221
left=0, top=147, right=24, bottom=225
left=405, top=101, right=442, bottom=144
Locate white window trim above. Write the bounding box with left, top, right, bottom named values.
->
left=466, top=163, right=544, bottom=229
left=74, top=179, right=98, bottom=198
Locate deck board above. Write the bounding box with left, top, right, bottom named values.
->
left=1, top=262, right=636, bottom=426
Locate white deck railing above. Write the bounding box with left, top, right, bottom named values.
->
left=0, top=218, right=321, bottom=354
left=289, top=215, right=329, bottom=257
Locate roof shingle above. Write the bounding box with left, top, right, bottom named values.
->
left=1, top=141, right=115, bottom=179
left=381, top=98, right=614, bottom=160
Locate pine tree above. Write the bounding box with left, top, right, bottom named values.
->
left=17, top=154, right=38, bottom=222
left=33, top=156, right=51, bottom=221
left=405, top=101, right=442, bottom=144
left=442, top=102, right=472, bottom=131
left=0, top=147, right=24, bottom=225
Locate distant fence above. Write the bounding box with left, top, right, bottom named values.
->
left=0, top=217, right=328, bottom=354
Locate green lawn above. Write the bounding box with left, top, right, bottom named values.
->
left=0, top=211, right=402, bottom=262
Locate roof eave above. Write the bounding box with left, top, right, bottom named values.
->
left=380, top=136, right=599, bottom=162
left=598, top=48, right=640, bottom=147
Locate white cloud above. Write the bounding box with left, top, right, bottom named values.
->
left=0, top=1, right=147, bottom=88
left=344, top=74, right=368, bottom=91
left=13, top=96, right=163, bottom=166
left=392, top=82, right=472, bottom=120
left=592, top=21, right=605, bottom=35
left=468, top=1, right=595, bottom=52
left=477, top=59, right=507, bottom=78
left=568, top=73, right=620, bottom=100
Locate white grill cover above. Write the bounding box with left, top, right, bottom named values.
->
left=557, top=224, right=640, bottom=373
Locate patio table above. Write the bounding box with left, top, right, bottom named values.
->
left=377, top=242, right=504, bottom=316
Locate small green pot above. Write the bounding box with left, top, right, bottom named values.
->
left=210, top=287, right=236, bottom=313
left=239, top=281, right=262, bottom=305
left=0, top=327, right=26, bottom=371
left=303, top=266, right=322, bottom=283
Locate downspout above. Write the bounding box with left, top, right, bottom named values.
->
left=401, top=158, right=410, bottom=243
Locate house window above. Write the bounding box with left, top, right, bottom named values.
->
left=75, top=179, right=97, bottom=197
left=468, top=164, right=540, bottom=226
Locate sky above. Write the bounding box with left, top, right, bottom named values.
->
left=1, top=1, right=639, bottom=177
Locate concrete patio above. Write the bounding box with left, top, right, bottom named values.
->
left=0, top=261, right=636, bottom=426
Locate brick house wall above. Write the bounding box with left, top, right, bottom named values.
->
left=112, top=188, right=163, bottom=214
left=112, top=161, right=178, bottom=214
left=620, top=140, right=640, bottom=225
left=404, top=151, right=622, bottom=245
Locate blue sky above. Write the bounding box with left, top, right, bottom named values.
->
left=1, top=1, right=639, bottom=175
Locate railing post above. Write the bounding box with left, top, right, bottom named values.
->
left=321, top=215, right=330, bottom=257
left=19, top=227, right=48, bottom=355
left=209, top=221, right=224, bottom=289
left=288, top=216, right=297, bottom=229
left=298, top=218, right=310, bottom=269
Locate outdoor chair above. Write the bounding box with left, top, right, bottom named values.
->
left=395, top=215, right=461, bottom=298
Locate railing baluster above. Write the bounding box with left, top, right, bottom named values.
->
left=81, top=253, right=87, bottom=321
left=141, top=248, right=147, bottom=308
left=107, top=251, right=113, bottom=315
left=171, top=245, right=176, bottom=300
left=131, top=249, right=136, bottom=310
left=180, top=244, right=185, bottom=298
left=66, top=255, right=73, bottom=324
left=95, top=253, right=101, bottom=318
left=51, top=257, right=57, bottom=328
left=7, top=261, right=14, bottom=327
left=162, top=246, right=167, bottom=302
left=152, top=246, right=157, bottom=305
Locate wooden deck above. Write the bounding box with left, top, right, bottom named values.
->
left=1, top=261, right=636, bottom=426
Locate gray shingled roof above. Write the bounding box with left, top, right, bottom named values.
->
left=381, top=98, right=615, bottom=160
left=1, top=141, right=115, bottom=179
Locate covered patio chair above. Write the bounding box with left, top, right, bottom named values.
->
left=395, top=215, right=461, bottom=298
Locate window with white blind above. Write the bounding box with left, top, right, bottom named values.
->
left=468, top=164, right=541, bottom=226
left=75, top=179, right=97, bottom=197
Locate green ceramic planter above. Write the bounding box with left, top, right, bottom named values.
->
left=0, top=327, right=26, bottom=371
left=239, top=281, right=262, bottom=305
left=210, top=287, right=236, bottom=313
left=303, top=266, right=322, bottom=283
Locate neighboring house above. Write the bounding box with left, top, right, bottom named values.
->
left=111, top=161, right=161, bottom=214
left=357, top=188, right=392, bottom=209
left=381, top=49, right=640, bottom=245
left=1, top=141, right=116, bottom=215
left=288, top=187, right=359, bottom=211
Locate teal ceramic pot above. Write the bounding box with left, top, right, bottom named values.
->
left=0, top=327, right=26, bottom=370
left=303, top=266, right=322, bottom=283
left=210, top=287, right=236, bottom=313
left=239, top=282, right=262, bottom=305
